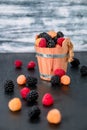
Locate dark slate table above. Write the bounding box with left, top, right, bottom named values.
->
left=0, top=52, right=87, bottom=130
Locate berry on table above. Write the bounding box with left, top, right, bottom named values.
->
left=47, top=109, right=62, bottom=124
left=51, top=75, right=60, bottom=86
left=29, top=105, right=41, bottom=120
left=4, top=80, right=14, bottom=93
left=54, top=68, right=65, bottom=77
left=14, top=60, right=22, bottom=68
left=70, top=57, right=80, bottom=67
left=20, top=87, right=30, bottom=99
left=42, top=93, right=54, bottom=106
left=27, top=61, right=36, bottom=69
left=8, top=98, right=22, bottom=112
left=60, top=75, right=71, bottom=85
left=80, top=65, right=87, bottom=76
left=17, top=75, right=26, bottom=85
left=26, top=76, right=38, bottom=87
left=26, top=90, right=39, bottom=102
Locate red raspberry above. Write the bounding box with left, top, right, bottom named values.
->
left=20, top=87, right=30, bottom=99
left=14, top=60, right=22, bottom=68
left=39, top=38, right=47, bottom=47
left=54, top=68, right=66, bottom=77
left=42, top=93, right=54, bottom=106
left=27, top=61, right=36, bottom=69
left=57, top=37, right=65, bottom=47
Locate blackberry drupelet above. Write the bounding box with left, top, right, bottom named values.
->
left=29, top=105, right=41, bottom=120
left=26, top=90, right=39, bottom=102
left=57, top=31, right=64, bottom=38
left=47, top=39, right=56, bottom=48
left=4, top=80, right=14, bottom=93
left=51, top=75, right=60, bottom=86
left=70, top=58, right=80, bottom=67
left=26, top=76, right=38, bottom=87
left=80, top=65, right=87, bottom=76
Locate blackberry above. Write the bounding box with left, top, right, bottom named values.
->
left=38, top=32, right=47, bottom=38
left=26, top=90, right=39, bottom=102
left=38, top=32, right=51, bottom=42
left=51, top=75, right=60, bottom=85
left=26, top=76, right=37, bottom=87
left=4, top=80, right=14, bottom=93
left=29, top=105, right=41, bottom=120
left=57, top=31, right=64, bottom=38
left=70, top=58, right=80, bottom=67
left=53, top=36, right=58, bottom=44
left=80, top=65, right=87, bottom=76
left=47, top=39, right=56, bottom=48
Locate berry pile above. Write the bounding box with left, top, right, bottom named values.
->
left=35, top=31, right=65, bottom=48
left=50, top=68, right=71, bottom=86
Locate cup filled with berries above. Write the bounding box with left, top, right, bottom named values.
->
left=35, top=31, right=74, bottom=81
